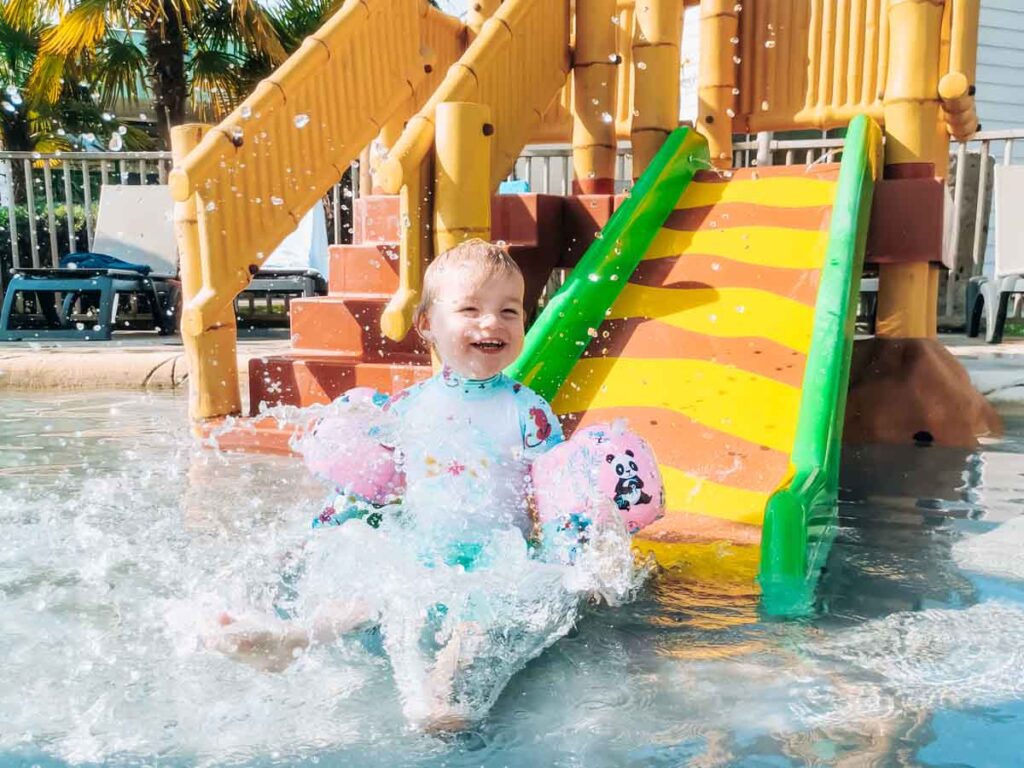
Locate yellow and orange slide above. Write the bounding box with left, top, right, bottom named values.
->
left=509, top=117, right=882, bottom=614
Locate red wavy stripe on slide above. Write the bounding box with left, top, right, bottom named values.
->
left=560, top=406, right=790, bottom=494
left=663, top=203, right=834, bottom=233
left=630, top=253, right=822, bottom=307
left=581, top=319, right=808, bottom=388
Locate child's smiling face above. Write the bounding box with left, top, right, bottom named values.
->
left=417, top=265, right=525, bottom=380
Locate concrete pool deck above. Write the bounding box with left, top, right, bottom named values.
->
left=1, top=331, right=1023, bottom=405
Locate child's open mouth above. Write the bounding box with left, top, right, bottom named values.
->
left=471, top=340, right=507, bottom=354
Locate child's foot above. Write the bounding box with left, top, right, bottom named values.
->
left=205, top=613, right=310, bottom=673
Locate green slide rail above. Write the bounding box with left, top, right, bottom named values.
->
left=758, top=114, right=883, bottom=616
left=506, top=126, right=709, bottom=400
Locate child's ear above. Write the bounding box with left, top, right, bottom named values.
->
left=414, top=311, right=432, bottom=343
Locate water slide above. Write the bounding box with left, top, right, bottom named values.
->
left=508, top=116, right=882, bottom=614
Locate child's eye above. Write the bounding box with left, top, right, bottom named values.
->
left=501, top=308, right=520, bottom=317
left=458, top=306, right=478, bottom=314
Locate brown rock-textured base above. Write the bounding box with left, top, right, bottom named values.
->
left=845, top=337, right=1003, bottom=447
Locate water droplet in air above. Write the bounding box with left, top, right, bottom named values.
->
left=587, top=327, right=598, bottom=338
left=1, top=102, right=14, bottom=113
left=102, top=112, right=113, bottom=121
left=637, top=62, right=648, bottom=71
left=293, top=113, right=310, bottom=129
left=730, top=36, right=739, bottom=44
left=118, top=126, right=127, bottom=135
left=588, top=273, right=600, bottom=282
left=240, top=105, right=252, bottom=119
left=601, top=112, right=613, bottom=124
left=108, top=134, right=123, bottom=151
left=726, top=108, right=736, bottom=118
left=733, top=56, right=742, bottom=65
left=610, top=274, right=619, bottom=281
left=732, top=87, right=741, bottom=95
left=764, top=40, right=776, bottom=49
left=270, top=196, right=284, bottom=206
left=206, top=201, right=216, bottom=212
left=761, top=100, right=770, bottom=111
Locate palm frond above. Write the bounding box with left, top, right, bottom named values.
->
left=188, top=46, right=243, bottom=121
left=2, top=0, right=60, bottom=32
left=96, top=31, right=147, bottom=106
left=38, top=0, right=109, bottom=58
left=26, top=52, right=67, bottom=105
left=227, top=0, right=286, bottom=65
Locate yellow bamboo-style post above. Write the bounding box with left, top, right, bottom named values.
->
left=573, top=0, right=619, bottom=194
left=877, top=0, right=946, bottom=339
left=468, top=0, right=501, bottom=35
left=171, top=124, right=242, bottom=421
left=381, top=157, right=431, bottom=342
left=697, top=0, right=738, bottom=168
left=631, top=0, right=682, bottom=178
left=434, top=101, right=493, bottom=254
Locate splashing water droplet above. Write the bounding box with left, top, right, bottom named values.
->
left=102, top=112, right=113, bottom=122
left=1, top=102, right=13, bottom=113
left=118, top=126, right=127, bottom=135
left=726, top=108, right=736, bottom=118
left=601, top=112, right=613, bottom=124
left=764, top=40, right=776, bottom=49
left=293, top=113, right=310, bottom=129
left=587, top=327, right=598, bottom=338
left=206, top=201, right=216, bottom=212
left=588, top=273, right=600, bottom=282
left=732, top=87, right=741, bottom=95
left=610, top=274, right=619, bottom=282
left=761, top=100, right=770, bottom=111
left=108, top=134, right=123, bottom=151
left=637, top=61, right=648, bottom=71
left=711, top=262, right=720, bottom=271
left=240, top=105, right=252, bottom=119
left=730, top=36, right=739, bottom=44
left=270, top=196, right=284, bottom=206
left=733, top=56, right=742, bottom=65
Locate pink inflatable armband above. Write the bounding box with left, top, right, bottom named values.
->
left=531, top=422, right=664, bottom=535
left=297, top=387, right=404, bottom=505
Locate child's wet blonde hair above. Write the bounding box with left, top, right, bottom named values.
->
left=413, top=238, right=523, bottom=325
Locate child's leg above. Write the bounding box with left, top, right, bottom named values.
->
left=417, top=620, right=488, bottom=732
left=207, top=598, right=379, bottom=672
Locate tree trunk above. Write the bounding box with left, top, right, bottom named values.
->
left=144, top=0, right=188, bottom=149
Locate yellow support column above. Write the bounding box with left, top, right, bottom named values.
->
left=631, top=0, right=682, bottom=178
left=697, top=0, right=739, bottom=168
left=573, top=0, right=619, bottom=194
left=877, top=0, right=946, bottom=339
left=434, top=102, right=493, bottom=255
left=171, top=124, right=242, bottom=421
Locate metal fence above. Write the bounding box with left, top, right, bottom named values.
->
left=0, top=151, right=358, bottom=294
left=5, top=132, right=1022, bottom=328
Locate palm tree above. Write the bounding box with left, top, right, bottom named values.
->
left=8, top=0, right=287, bottom=147
left=0, top=3, right=141, bottom=152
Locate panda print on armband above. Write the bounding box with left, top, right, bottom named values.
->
left=606, top=449, right=652, bottom=511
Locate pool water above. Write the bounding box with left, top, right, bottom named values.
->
left=2, top=391, right=1024, bottom=767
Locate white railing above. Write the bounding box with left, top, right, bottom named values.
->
left=0, top=151, right=358, bottom=287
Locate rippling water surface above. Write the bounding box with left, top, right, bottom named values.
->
left=2, top=391, right=1024, bottom=767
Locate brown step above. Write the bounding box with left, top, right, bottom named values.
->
left=289, top=295, right=429, bottom=358
left=248, top=354, right=431, bottom=414
left=327, top=243, right=400, bottom=294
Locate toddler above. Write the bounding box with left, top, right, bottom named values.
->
left=212, top=240, right=575, bottom=729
